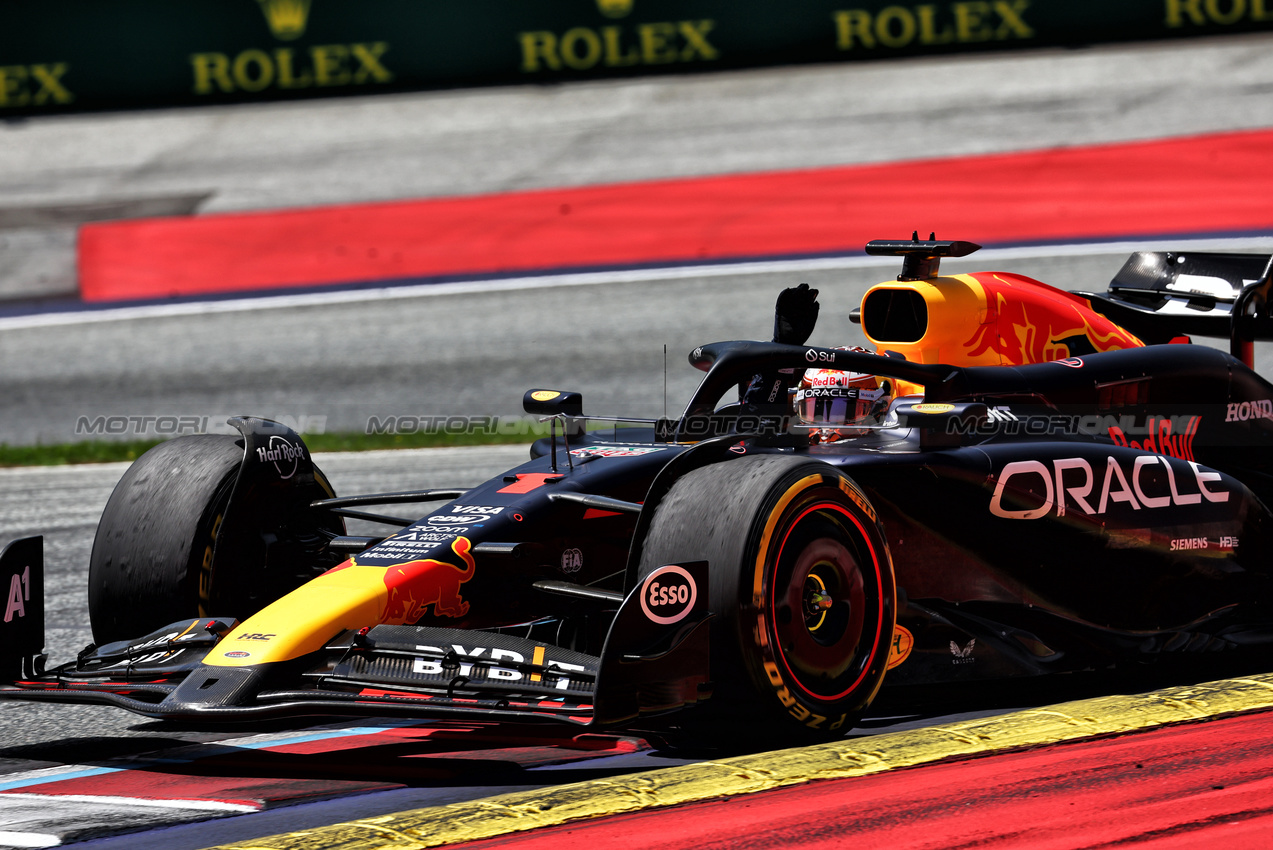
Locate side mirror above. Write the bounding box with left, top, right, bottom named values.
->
left=895, top=401, right=988, bottom=448
left=523, top=389, right=583, bottom=417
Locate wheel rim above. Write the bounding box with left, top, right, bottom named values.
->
left=769, top=501, right=882, bottom=702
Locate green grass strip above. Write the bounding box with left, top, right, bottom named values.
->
left=0, top=438, right=168, bottom=467
left=0, top=423, right=648, bottom=468
left=0, top=431, right=538, bottom=468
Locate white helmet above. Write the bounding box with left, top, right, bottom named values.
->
left=795, top=348, right=893, bottom=442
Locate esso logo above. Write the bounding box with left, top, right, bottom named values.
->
left=639, top=565, right=697, bottom=625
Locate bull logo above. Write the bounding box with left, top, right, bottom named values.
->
left=256, top=0, right=311, bottom=40
left=378, top=536, right=476, bottom=623
left=963, top=274, right=1142, bottom=365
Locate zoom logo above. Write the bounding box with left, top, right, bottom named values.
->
left=639, top=564, right=697, bottom=625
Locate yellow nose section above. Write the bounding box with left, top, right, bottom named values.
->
left=204, top=535, right=478, bottom=667
left=205, top=564, right=391, bottom=667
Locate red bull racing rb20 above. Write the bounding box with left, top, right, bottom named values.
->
left=3, top=237, right=1273, bottom=743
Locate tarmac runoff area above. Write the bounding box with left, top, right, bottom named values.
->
left=70, top=127, right=1273, bottom=302
left=203, top=672, right=1273, bottom=850
left=6, top=32, right=1273, bottom=303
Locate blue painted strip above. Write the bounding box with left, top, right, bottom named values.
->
left=0, top=766, right=121, bottom=791
left=0, top=720, right=427, bottom=791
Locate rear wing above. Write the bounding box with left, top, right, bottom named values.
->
left=1078, top=250, right=1273, bottom=366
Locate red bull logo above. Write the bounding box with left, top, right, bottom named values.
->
left=1108, top=416, right=1200, bottom=463
left=357, top=536, right=476, bottom=624
left=963, top=273, right=1143, bottom=365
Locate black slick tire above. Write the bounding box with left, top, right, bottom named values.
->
left=88, top=435, right=243, bottom=644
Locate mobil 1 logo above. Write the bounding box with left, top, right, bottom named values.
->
left=639, top=564, right=698, bottom=625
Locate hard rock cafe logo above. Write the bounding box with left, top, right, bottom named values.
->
left=257, top=0, right=312, bottom=40
left=256, top=435, right=306, bottom=479
left=596, top=0, right=635, bottom=18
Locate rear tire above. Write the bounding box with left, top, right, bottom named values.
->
left=637, top=454, right=895, bottom=742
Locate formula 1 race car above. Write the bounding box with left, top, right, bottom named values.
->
left=3, top=237, right=1273, bottom=742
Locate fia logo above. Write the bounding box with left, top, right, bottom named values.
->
left=561, top=548, right=583, bottom=574
left=950, top=638, right=975, bottom=664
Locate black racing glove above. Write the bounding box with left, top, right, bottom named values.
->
left=738, top=284, right=820, bottom=417
left=774, top=283, right=820, bottom=346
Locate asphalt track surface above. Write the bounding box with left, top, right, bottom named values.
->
left=69, top=126, right=1273, bottom=300
left=4, top=241, right=1273, bottom=449
left=2, top=29, right=1273, bottom=850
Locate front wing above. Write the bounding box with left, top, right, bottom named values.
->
left=0, top=539, right=712, bottom=728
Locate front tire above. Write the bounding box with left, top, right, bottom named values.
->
left=87, top=435, right=341, bottom=644
left=88, top=436, right=241, bottom=644
left=637, top=454, right=895, bottom=741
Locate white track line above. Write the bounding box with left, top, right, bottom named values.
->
left=0, top=831, right=59, bottom=848
left=0, top=793, right=257, bottom=813
left=2, top=237, right=1270, bottom=332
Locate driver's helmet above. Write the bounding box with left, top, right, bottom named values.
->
left=795, top=347, right=893, bottom=442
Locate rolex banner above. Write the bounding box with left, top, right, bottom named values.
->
left=3, top=0, right=1271, bottom=113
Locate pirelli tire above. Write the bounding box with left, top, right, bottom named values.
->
left=637, top=454, right=895, bottom=740
left=87, top=434, right=340, bottom=645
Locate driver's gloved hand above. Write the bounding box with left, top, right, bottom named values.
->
left=738, top=283, right=819, bottom=414
left=774, top=283, right=820, bottom=346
